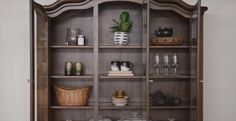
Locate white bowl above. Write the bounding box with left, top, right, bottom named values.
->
left=113, top=102, right=127, bottom=107
left=112, top=100, right=127, bottom=103
left=112, top=96, right=128, bottom=101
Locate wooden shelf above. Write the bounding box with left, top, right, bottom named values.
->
left=51, top=75, right=93, bottom=79
left=99, top=45, right=197, bottom=49
left=51, top=106, right=194, bottom=110
left=48, top=45, right=197, bottom=49
left=149, top=75, right=190, bottom=79
left=99, top=75, right=190, bottom=79
left=100, top=76, right=145, bottom=79
left=99, top=106, right=142, bottom=110
left=99, top=45, right=146, bottom=49
left=99, top=106, right=193, bottom=110
left=151, top=106, right=191, bottom=109
left=51, top=106, right=94, bottom=109
left=50, top=75, right=190, bottom=79
left=149, top=46, right=192, bottom=49
left=50, top=45, right=94, bottom=49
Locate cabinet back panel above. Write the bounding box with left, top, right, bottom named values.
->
left=100, top=110, right=145, bottom=121
left=50, top=79, right=94, bottom=106
left=51, top=8, right=94, bottom=46
left=150, top=110, right=189, bottom=121
left=149, top=80, right=190, bottom=104
left=52, top=110, right=93, bottom=121
left=99, top=79, right=146, bottom=106
left=99, top=49, right=146, bottom=75
left=99, top=2, right=144, bottom=46
left=149, top=49, right=190, bottom=75
left=51, top=49, right=94, bottom=75
left=150, top=10, right=190, bottom=45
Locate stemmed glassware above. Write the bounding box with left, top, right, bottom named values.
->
left=153, top=53, right=179, bottom=76
left=154, top=54, right=162, bottom=75
left=172, top=53, right=179, bottom=75
left=163, top=53, right=171, bottom=76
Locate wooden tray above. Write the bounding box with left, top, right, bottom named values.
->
left=150, top=37, right=183, bottom=46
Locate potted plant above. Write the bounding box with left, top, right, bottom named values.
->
left=110, top=11, right=133, bottom=46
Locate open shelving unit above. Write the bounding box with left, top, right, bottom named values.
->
left=31, top=0, right=207, bottom=121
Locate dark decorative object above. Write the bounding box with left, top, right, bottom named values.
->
left=167, top=97, right=182, bottom=106
left=151, top=91, right=182, bottom=106
left=150, top=91, right=168, bottom=106
left=155, top=27, right=173, bottom=37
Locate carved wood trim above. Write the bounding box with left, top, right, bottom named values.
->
left=151, top=0, right=207, bottom=16
left=42, top=0, right=207, bottom=18
left=43, top=0, right=145, bottom=17
left=44, top=0, right=87, bottom=11
left=153, top=0, right=196, bottom=11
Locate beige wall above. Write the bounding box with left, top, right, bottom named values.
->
left=0, top=0, right=30, bottom=121
left=203, top=0, right=236, bottom=121
left=0, top=0, right=236, bottom=121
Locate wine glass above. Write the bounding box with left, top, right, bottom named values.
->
left=163, top=53, right=170, bottom=76
left=154, top=54, right=162, bottom=75
left=172, top=53, right=179, bottom=76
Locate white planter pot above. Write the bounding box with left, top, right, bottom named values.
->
left=113, top=32, right=128, bottom=45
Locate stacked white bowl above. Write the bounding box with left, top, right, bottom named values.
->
left=112, top=96, right=128, bottom=106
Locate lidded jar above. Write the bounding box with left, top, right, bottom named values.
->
left=77, top=35, right=85, bottom=46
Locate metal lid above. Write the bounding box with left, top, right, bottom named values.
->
left=78, top=35, right=84, bottom=38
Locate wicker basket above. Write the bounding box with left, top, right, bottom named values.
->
left=55, top=85, right=91, bottom=106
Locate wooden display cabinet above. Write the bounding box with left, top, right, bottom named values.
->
left=30, top=0, right=207, bottom=121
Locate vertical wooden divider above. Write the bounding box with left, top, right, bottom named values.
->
left=142, top=1, right=147, bottom=119
left=93, top=5, right=99, bottom=121
left=197, top=0, right=203, bottom=121
left=146, top=0, right=150, bottom=120
left=189, top=17, right=193, bottom=121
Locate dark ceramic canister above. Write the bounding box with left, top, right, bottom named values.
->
left=155, top=27, right=173, bottom=37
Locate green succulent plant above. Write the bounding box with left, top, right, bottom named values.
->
left=110, top=11, right=133, bottom=32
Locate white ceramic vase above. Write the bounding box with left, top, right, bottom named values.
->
left=113, top=32, right=128, bottom=45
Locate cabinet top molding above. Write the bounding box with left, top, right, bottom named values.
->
left=41, top=0, right=207, bottom=18
left=151, top=0, right=207, bottom=18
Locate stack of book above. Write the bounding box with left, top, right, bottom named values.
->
left=108, top=71, right=134, bottom=76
